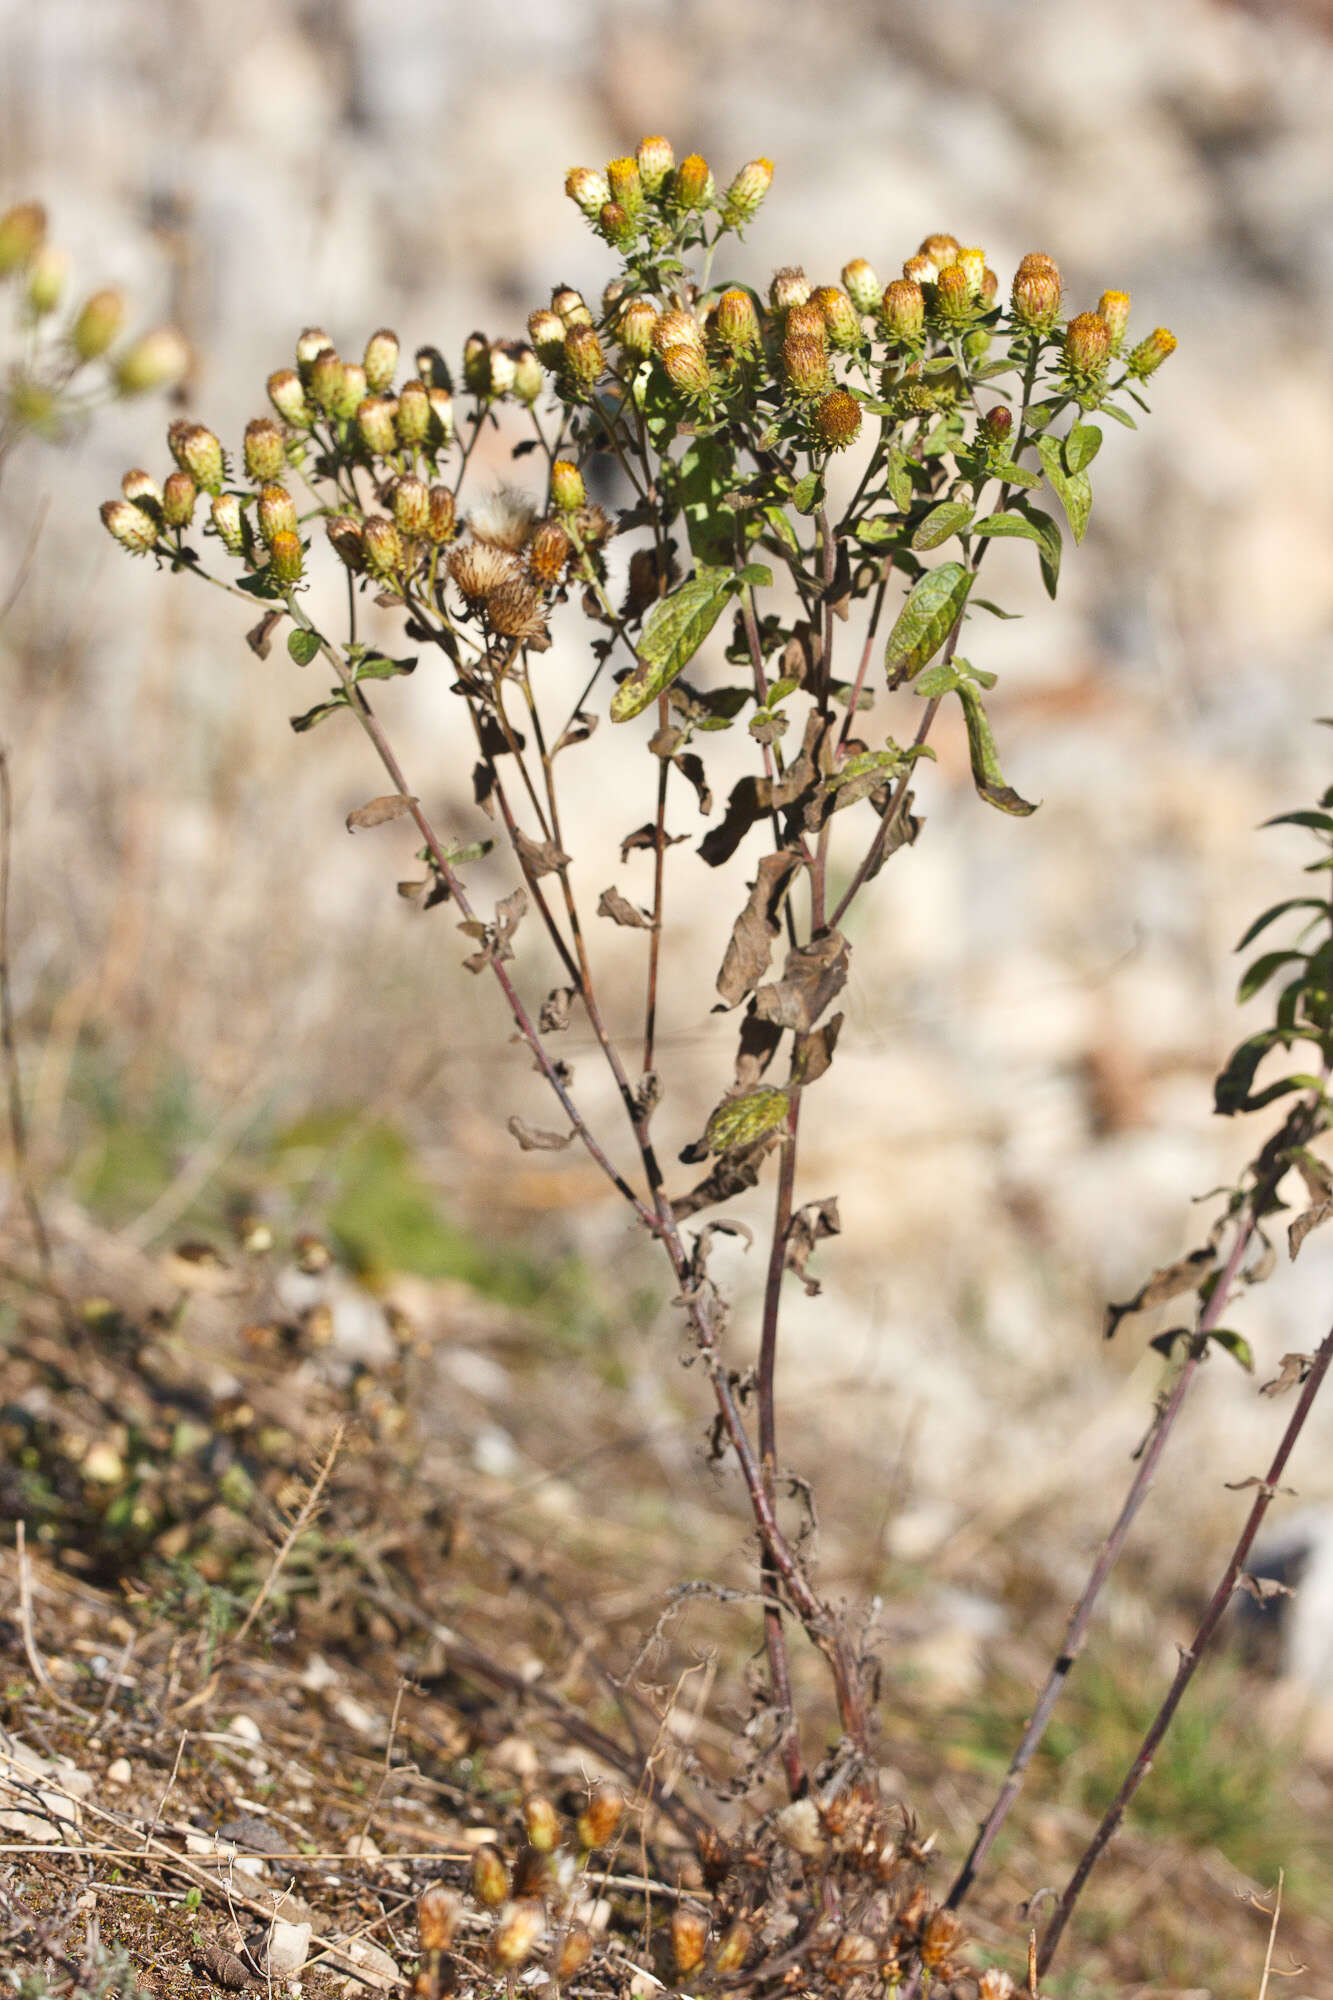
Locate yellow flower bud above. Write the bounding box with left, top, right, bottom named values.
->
left=782, top=331, right=829, bottom=397
left=565, top=166, right=610, bottom=219
left=1063, top=309, right=1111, bottom=381
left=550, top=460, right=585, bottom=513
left=70, top=288, right=126, bottom=360
left=810, top=284, right=861, bottom=350
left=616, top=296, right=659, bottom=357
left=267, top=368, right=310, bottom=426
left=114, top=325, right=190, bottom=397
left=636, top=135, right=674, bottom=195
left=711, top=287, right=761, bottom=354
left=161, top=470, right=197, bottom=529
left=1127, top=325, right=1176, bottom=378
left=244, top=416, right=287, bottom=484
left=841, top=258, right=880, bottom=314
left=363, top=326, right=399, bottom=394
left=396, top=378, right=432, bottom=445
left=606, top=155, right=644, bottom=216
left=661, top=342, right=712, bottom=400
left=99, top=498, right=157, bottom=554
left=256, top=483, right=297, bottom=546
left=669, top=153, right=714, bottom=211
left=0, top=201, right=45, bottom=275
left=267, top=527, right=304, bottom=586
left=723, top=157, right=773, bottom=225
left=1098, top=288, right=1131, bottom=353
left=363, top=514, right=404, bottom=579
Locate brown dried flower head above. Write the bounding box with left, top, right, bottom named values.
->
left=769, top=265, right=810, bottom=312
left=449, top=539, right=521, bottom=602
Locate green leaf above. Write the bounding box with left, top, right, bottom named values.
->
left=1214, top=1030, right=1282, bottom=1115
left=704, top=1086, right=791, bottom=1155
left=290, top=690, right=350, bottom=733
left=973, top=505, right=1062, bottom=597
left=973, top=597, right=1022, bottom=620
left=611, top=571, right=734, bottom=723
left=791, top=471, right=823, bottom=515
left=737, top=563, right=774, bottom=590
left=854, top=516, right=898, bottom=545
left=952, top=679, right=1038, bottom=816
left=1036, top=435, right=1092, bottom=544
left=1263, top=809, right=1333, bottom=836
left=287, top=627, right=321, bottom=666
left=236, top=569, right=284, bottom=601
left=1235, top=898, right=1327, bottom=950
left=883, top=562, right=972, bottom=685
left=1237, top=949, right=1307, bottom=1004
left=355, top=652, right=418, bottom=680
left=678, top=435, right=743, bottom=566
left=1099, top=401, right=1138, bottom=430
left=762, top=505, right=800, bottom=554
left=914, top=659, right=963, bottom=699
left=911, top=500, right=974, bottom=552
left=886, top=448, right=916, bottom=512
left=1064, top=422, right=1103, bottom=474
left=1209, top=1328, right=1255, bottom=1373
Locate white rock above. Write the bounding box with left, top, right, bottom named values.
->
left=334, top=1936, right=400, bottom=1990
left=106, top=1758, right=132, bottom=1787
left=226, top=1713, right=263, bottom=1745
left=265, top=1919, right=312, bottom=1975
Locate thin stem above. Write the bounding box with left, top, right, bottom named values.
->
left=757, top=1098, right=808, bottom=1796
left=642, top=696, right=670, bottom=1076
left=0, top=748, right=53, bottom=1283
left=1038, top=1319, right=1333, bottom=1976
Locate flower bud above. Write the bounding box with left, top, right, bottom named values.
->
left=70, top=287, right=125, bottom=360
left=122, top=468, right=162, bottom=507
left=527, top=308, right=566, bottom=366
left=931, top=263, right=975, bottom=327
left=392, top=474, right=431, bottom=539
left=268, top=368, right=310, bottom=427
left=841, top=258, right=880, bottom=315
left=0, top=201, right=45, bottom=274
left=462, top=332, right=491, bottom=397
left=528, top=517, right=570, bottom=583
left=491, top=1902, right=544, bottom=1972
left=711, top=287, right=761, bottom=353
left=363, top=514, right=404, bottom=579
left=562, top=323, right=604, bottom=390
left=161, top=470, right=197, bottom=529
left=326, top=514, right=365, bottom=570
left=396, top=378, right=432, bottom=444
left=428, top=485, right=457, bottom=543
left=616, top=296, right=659, bottom=357
left=550, top=460, right=585, bottom=513
left=510, top=344, right=543, bottom=404
left=575, top=1785, right=624, bottom=1852
left=671, top=1909, right=709, bottom=1979
left=244, top=416, right=287, bottom=484
left=100, top=498, right=157, bottom=554
left=979, top=266, right=999, bottom=308
left=669, top=153, right=714, bottom=211
left=769, top=265, right=810, bottom=312
left=295, top=325, right=334, bottom=380
left=979, top=405, right=1013, bottom=447
left=1011, top=254, right=1062, bottom=330
left=168, top=420, right=225, bottom=493
left=1063, top=309, right=1111, bottom=381
left=363, top=327, right=399, bottom=394
left=606, top=155, right=644, bottom=216
left=782, top=332, right=829, bottom=397
left=333, top=362, right=366, bottom=421
left=428, top=385, right=454, bottom=444
left=710, top=1921, right=752, bottom=1975
left=1098, top=288, right=1131, bottom=353
left=724, top=157, right=773, bottom=224
left=416, top=1886, right=459, bottom=1954
left=551, top=286, right=592, bottom=330
left=919, top=1909, right=962, bottom=1971
left=114, top=325, right=190, bottom=396
left=356, top=394, right=398, bottom=457
left=813, top=387, right=862, bottom=450
left=661, top=341, right=712, bottom=400
left=521, top=1794, right=560, bottom=1853
left=598, top=200, right=635, bottom=250
left=489, top=342, right=521, bottom=399
left=810, top=284, right=861, bottom=350
left=267, top=528, right=304, bottom=586
left=919, top=232, right=961, bottom=266
left=308, top=347, right=345, bottom=414
left=555, top=1927, right=594, bottom=1981
left=636, top=134, right=674, bottom=195
left=565, top=166, right=611, bottom=219
left=784, top=301, right=826, bottom=346
left=1127, top=326, right=1177, bottom=378
left=257, top=482, right=297, bottom=545
left=654, top=307, right=704, bottom=357
left=26, top=245, right=68, bottom=316
left=471, top=1843, right=509, bottom=1909
left=903, top=252, right=938, bottom=286
left=210, top=490, right=246, bottom=554
left=955, top=246, right=986, bottom=297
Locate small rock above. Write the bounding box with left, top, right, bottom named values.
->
left=333, top=1936, right=400, bottom=1990
left=264, top=1919, right=312, bottom=1976
left=332, top=1693, right=382, bottom=1740
left=226, top=1713, right=263, bottom=1745
left=299, top=1652, right=340, bottom=1692
left=106, top=1758, right=132, bottom=1787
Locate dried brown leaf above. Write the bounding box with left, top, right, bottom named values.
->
left=753, top=930, right=850, bottom=1033
left=620, top=823, right=687, bottom=864
left=507, top=1116, right=574, bottom=1152
left=246, top=610, right=284, bottom=660
left=785, top=1197, right=841, bottom=1295
left=514, top=828, right=571, bottom=877
left=734, top=1006, right=784, bottom=1090
left=1260, top=1352, right=1313, bottom=1398
left=798, top=1011, right=844, bottom=1084
left=674, top=750, right=712, bottom=815
left=597, top=885, right=655, bottom=929
left=1236, top=1573, right=1294, bottom=1605
left=1224, top=1476, right=1298, bottom=1495
left=716, top=852, right=803, bottom=1009
left=461, top=887, right=528, bottom=973
left=540, top=986, right=576, bottom=1033
left=1289, top=1201, right=1333, bottom=1261
left=346, top=793, right=418, bottom=832
left=202, top=1941, right=254, bottom=1990
left=552, top=708, right=598, bottom=755
left=671, top=1134, right=782, bottom=1220
left=1103, top=1245, right=1216, bottom=1340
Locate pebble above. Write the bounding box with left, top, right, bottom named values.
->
left=226, top=1713, right=263, bottom=1745
left=264, top=1919, right=312, bottom=1976
left=333, top=1937, right=400, bottom=1991
left=106, top=1758, right=132, bottom=1787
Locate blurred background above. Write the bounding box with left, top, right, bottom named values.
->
left=2, top=0, right=1333, bottom=1981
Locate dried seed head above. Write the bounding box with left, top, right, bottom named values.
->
left=552, top=286, right=592, bottom=329
left=565, top=166, right=611, bottom=219
left=0, top=201, right=45, bottom=274
left=782, top=332, right=829, bottom=398
left=653, top=307, right=705, bottom=356
left=606, top=155, right=644, bottom=215
left=470, top=1842, right=510, bottom=1909
left=661, top=341, right=713, bottom=400
left=724, top=156, right=773, bottom=224
left=244, top=417, right=287, bottom=484
left=769, top=265, right=810, bottom=312
left=527, top=308, right=566, bottom=366
left=417, top=1885, right=460, bottom=1954
left=1127, top=324, right=1176, bottom=378
left=70, top=287, right=126, bottom=360
left=491, top=1901, right=544, bottom=1972
left=396, top=378, right=432, bottom=445
left=1097, top=288, right=1131, bottom=353
left=100, top=498, right=157, bottom=554
left=711, top=287, right=761, bottom=353
left=169, top=421, right=225, bottom=493
left=902, top=252, right=939, bottom=287
left=363, top=327, right=399, bottom=394
left=295, top=325, right=334, bottom=378
left=774, top=1797, right=827, bottom=1860
left=669, top=152, right=714, bottom=210
left=636, top=134, right=674, bottom=194
left=449, top=539, right=520, bottom=602
left=210, top=491, right=245, bottom=554
left=256, top=483, right=297, bottom=546
left=161, top=470, right=197, bottom=529
left=955, top=246, right=986, bottom=296
left=528, top=517, right=571, bottom=584
left=114, top=325, right=190, bottom=397
left=576, top=1784, right=624, bottom=1853
left=1063, top=309, right=1111, bottom=381
left=555, top=1925, right=594, bottom=1981
left=1011, top=254, right=1063, bottom=330
left=334, top=362, right=366, bottom=421
left=392, top=475, right=431, bottom=539
left=549, top=460, right=585, bottom=513
left=918, top=1909, right=962, bottom=1972
left=122, top=468, right=161, bottom=506
left=813, top=387, right=862, bottom=451
left=510, top=1841, right=554, bottom=1899
left=919, top=231, right=960, bottom=266
left=268, top=367, right=310, bottom=427
left=427, top=485, right=457, bottom=544
left=810, top=284, right=860, bottom=350
left=362, top=514, right=404, bottom=580
left=710, top=1921, right=752, bottom=1976
left=978, top=1972, right=1017, bottom=1999
left=487, top=578, right=548, bottom=644
left=562, top=323, right=604, bottom=389
left=326, top=514, right=365, bottom=571
left=522, top=1794, right=560, bottom=1853
left=931, top=263, right=976, bottom=327
left=489, top=340, right=520, bottom=399
left=784, top=301, right=827, bottom=346
left=468, top=485, right=537, bottom=552
left=574, top=501, right=614, bottom=549
left=267, top=527, right=304, bottom=586
left=356, top=394, right=398, bottom=457
left=617, top=296, right=660, bottom=357
left=670, top=1908, right=709, bottom=1979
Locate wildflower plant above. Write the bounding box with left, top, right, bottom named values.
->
left=102, top=138, right=1178, bottom=1987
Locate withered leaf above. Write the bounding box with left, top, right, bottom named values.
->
left=552, top=708, right=598, bottom=755
left=649, top=723, right=686, bottom=760
left=674, top=750, right=713, bottom=815
left=479, top=713, right=525, bottom=758
left=1244, top=1236, right=1277, bottom=1285
left=862, top=794, right=921, bottom=881
left=1290, top=1201, right=1333, bottom=1261
left=716, top=852, right=803, bottom=1009
left=346, top=793, right=418, bottom=833
left=473, top=759, right=498, bottom=818
left=461, top=886, right=528, bottom=973
left=1103, top=1245, right=1216, bottom=1340
left=1224, top=1476, right=1297, bottom=1495
left=797, top=1011, right=844, bottom=1085
left=734, top=1006, right=784, bottom=1090
left=507, top=1116, right=574, bottom=1152
left=246, top=609, right=284, bottom=659
left=635, top=1070, right=663, bottom=1123
left=540, top=985, right=576, bottom=1032
left=1294, top=1150, right=1333, bottom=1202
left=785, top=1197, right=841, bottom=1296
left=620, top=823, right=687, bottom=864
left=671, top=1133, right=782, bottom=1220
left=514, top=828, right=571, bottom=877
left=754, top=930, right=850, bottom=1034
left=700, top=776, right=766, bottom=867
left=597, top=885, right=655, bottom=929
left=704, top=1085, right=791, bottom=1155
left=1236, top=1573, right=1294, bottom=1605
left=1260, top=1352, right=1313, bottom=1398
